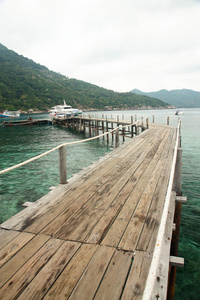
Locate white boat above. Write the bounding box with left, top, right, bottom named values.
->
left=49, top=100, right=82, bottom=118
left=0, top=110, right=20, bottom=118
left=175, top=110, right=184, bottom=115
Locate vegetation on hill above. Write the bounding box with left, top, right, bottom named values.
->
left=131, top=88, right=200, bottom=108
left=0, top=43, right=169, bottom=111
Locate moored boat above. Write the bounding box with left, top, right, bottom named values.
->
left=0, top=110, right=20, bottom=118
left=175, top=110, right=184, bottom=115
left=49, top=100, right=82, bottom=118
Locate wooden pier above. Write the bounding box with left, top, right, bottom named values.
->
left=53, top=114, right=149, bottom=140
left=0, top=120, right=185, bottom=299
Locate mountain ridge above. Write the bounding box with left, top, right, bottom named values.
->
left=131, top=88, right=200, bottom=108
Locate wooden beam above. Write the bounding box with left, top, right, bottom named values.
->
left=169, top=256, right=184, bottom=268
left=176, top=196, right=187, bottom=203
left=22, top=202, right=33, bottom=207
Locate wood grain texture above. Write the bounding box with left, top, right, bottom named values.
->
left=0, top=123, right=178, bottom=300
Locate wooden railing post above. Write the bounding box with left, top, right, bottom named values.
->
left=167, top=116, right=169, bottom=125
left=59, top=145, right=67, bottom=184
left=115, top=128, right=119, bottom=148
left=106, top=115, right=109, bottom=142
left=146, top=118, right=149, bottom=129
left=131, top=116, right=134, bottom=137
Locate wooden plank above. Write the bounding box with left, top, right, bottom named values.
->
left=0, top=238, right=63, bottom=299
left=118, top=128, right=175, bottom=251
left=121, top=251, right=152, bottom=300
left=22, top=201, right=33, bottom=207
left=94, top=249, right=133, bottom=300
left=101, top=129, right=171, bottom=248
left=17, top=241, right=81, bottom=300
left=53, top=129, right=164, bottom=241
left=0, top=123, right=179, bottom=300
left=16, top=135, right=149, bottom=234
left=44, top=244, right=98, bottom=299
left=136, top=128, right=176, bottom=252
left=41, top=133, right=156, bottom=239
left=0, top=232, right=35, bottom=267
left=176, top=196, right=187, bottom=203
left=85, top=134, right=162, bottom=244
left=0, top=234, right=50, bottom=288
left=68, top=245, right=115, bottom=300
left=169, top=256, right=184, bottom=267
left=0, top=229, right=20, bottom=250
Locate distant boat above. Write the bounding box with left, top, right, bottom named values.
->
left=0, top=110, right=20, bottom=118
left=175, top=110, right=184, bottom=115
left=49, top=100, right=82, bottom=118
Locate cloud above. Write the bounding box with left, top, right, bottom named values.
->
left=0, top=0, right=200, bottom=92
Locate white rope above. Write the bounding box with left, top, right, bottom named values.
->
left=0, top=121, right=139, bottom=175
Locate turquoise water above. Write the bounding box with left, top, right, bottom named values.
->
left=0, top=109, right=199, bottom=299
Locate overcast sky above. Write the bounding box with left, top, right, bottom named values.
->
left=0, top=0, right=200, bottom=92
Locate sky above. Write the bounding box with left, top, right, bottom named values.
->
left=0, top=0, right=200, bottom=93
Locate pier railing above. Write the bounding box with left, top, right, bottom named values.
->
left=0, top=121, right=142, bottom=183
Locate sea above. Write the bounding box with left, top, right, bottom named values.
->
left=0, top=108, right=199, bottom=300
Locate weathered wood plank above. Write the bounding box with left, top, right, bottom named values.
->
left=53, top=130, right=164, bottom=241
left=136, top=128, right=176, bottom=252
left=17, top=241, right=81, bottom=300
left=121, top=251, right=152, bottom=300
left=0, top=232, right=35, bottom=267
left=52, top=127, right=167, bottom=240
left=0, top=229, right=20, bottom=250
left=94, top=249, right=133, bottom=300
left=0, top=234, right=50, bottom=288
left=0, top=123, right=179, bottom=300
left=68, top=245, right=115, bottom=300
left=85, top=131, right=165, bottom=244
left=118, top=129, right=175, bottom=251
left=0, top=238, right=63, bottom=299
left=44, top=243, right=98, bottom=299
left=101, top=128, right=172, bottom=248
left=169, top=256, right=184, bottom=267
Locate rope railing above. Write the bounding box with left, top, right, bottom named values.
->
left=0, top=121, right=141, bottom=180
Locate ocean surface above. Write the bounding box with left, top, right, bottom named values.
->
left=0, top=108, right=199, bottom=299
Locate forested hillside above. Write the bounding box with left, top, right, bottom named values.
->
left=0, top=44, right=169, bottom=111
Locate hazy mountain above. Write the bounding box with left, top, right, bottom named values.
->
left=131, top=88, right=200, bottom=108
left=0, top=43, right=169, bottom=111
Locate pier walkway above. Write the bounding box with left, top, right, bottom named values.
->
left=0, top=123, right=183, bottom=299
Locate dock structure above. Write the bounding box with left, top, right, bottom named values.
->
left=0, top=121, right=185, bottom=299
left=53, top=114, right=149, bottom=139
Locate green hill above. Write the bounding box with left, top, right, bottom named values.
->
left=0, top=43, right=169, bottom=111
left=131, top=88, right=200, bottom=108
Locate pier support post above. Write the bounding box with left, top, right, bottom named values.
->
left=59, top=146, right=67, bottom=184
left=89, top=115, right=91, bottom=137
left=106, top=116, right=109, bottom=142
left=167, top=116, right=170, bottom=125
left=115, top=128, right=119, bottom=148
left=146, top=118, right=149, bottom=129
left=131, top=116, right=133, bottom=137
